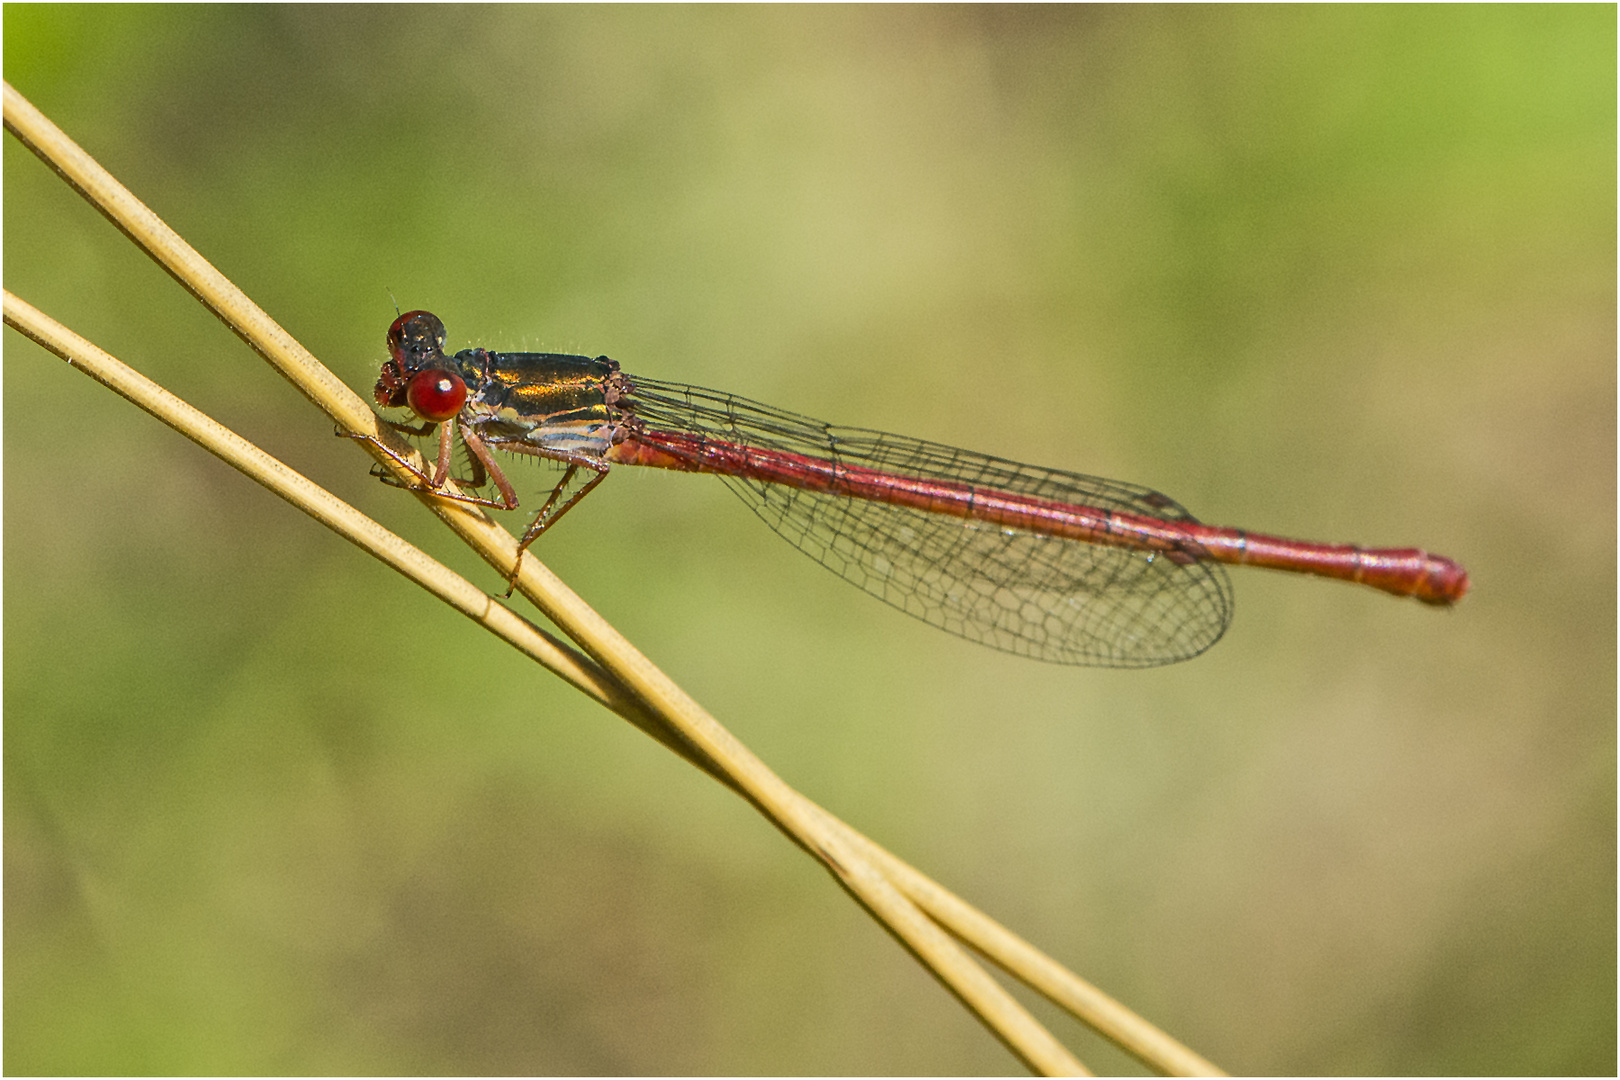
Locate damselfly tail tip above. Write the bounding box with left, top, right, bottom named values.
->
left=1416, top=553, right=1470, bottom=606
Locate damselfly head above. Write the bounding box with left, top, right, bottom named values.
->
left=378, top=309, right=454, bottom=410
left=387, top=310, right=448, bottom=372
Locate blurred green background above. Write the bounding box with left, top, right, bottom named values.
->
left=5, top=6, right=1613, bottom=1074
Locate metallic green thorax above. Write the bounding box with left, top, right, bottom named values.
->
left=454, top=349, right=621, bottom=457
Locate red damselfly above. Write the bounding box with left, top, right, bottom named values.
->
left=352, top=310, right=1468, bottom=668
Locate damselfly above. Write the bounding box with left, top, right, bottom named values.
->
left=352, top=311, right=1468, bottom=667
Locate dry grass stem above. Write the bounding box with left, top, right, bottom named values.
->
left=4, top=79, right=1226, bottom=1077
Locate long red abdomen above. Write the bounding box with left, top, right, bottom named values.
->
left=609, top=430, right=1469, bottom=605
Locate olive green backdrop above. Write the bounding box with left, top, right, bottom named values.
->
left=5, top=6, right=1614, bottom=1074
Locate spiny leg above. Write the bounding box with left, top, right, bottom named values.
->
left=337, top=419, right=440, bottom=488
left=502, top=458, right=612, bottom=595
left=346, top=414, right=611, bottom=592
left=460, top=425, right=519, bottom=510
left=337, top=421, right=511, bottom=509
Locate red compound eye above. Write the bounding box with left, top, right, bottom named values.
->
left=406, top=368, right=467, bottom=421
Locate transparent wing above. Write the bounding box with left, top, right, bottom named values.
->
left=623, top=378, right=1233, bottom=668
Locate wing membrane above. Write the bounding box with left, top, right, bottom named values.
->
left=624, top=378, right=1232, bottom=667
